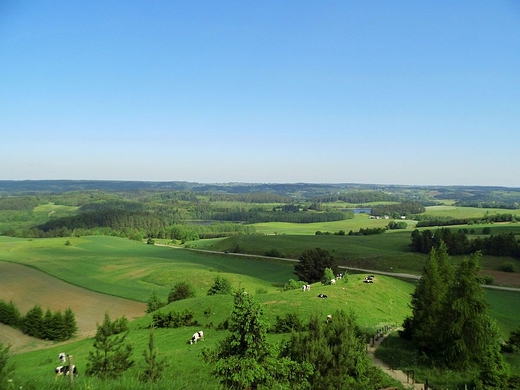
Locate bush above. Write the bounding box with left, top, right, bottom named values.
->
left=281, top=279, right=307, bottom=291
left=0, top=300, right=20, bottom=327
left=271, top=313, right=305, bottom=333
left=207, top=276, right=233, bottom=295
left=168, top=282, right=196, bottom=303
left=152, top=310, right=197, bottom=328
left=499, top=262, right=516, bottom=273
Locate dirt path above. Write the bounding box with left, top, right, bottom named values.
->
left=368, top=329, right=427, bottom=390
left=0, top=261, right=146, bottom=354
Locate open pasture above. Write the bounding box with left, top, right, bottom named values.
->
left=0, top=235, right=297, bottom=303
left=424, top=205, right=520, bottom=219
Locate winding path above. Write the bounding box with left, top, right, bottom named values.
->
left=368, top=330, right=427, bottom=390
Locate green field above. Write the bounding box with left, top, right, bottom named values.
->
left=0, top=235, right=417, bottom=388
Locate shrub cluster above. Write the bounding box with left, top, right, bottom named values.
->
left=151, top=309, right=197, bottom=328
left=0, top=301, right=77, bottom=341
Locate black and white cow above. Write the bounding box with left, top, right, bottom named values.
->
left=190, top=330, right=204, bottom=344
left=55, top=365, right=78, bottom=377
left=317, top=294, right=328, bottom=299
left=302, top=284, right=311, bottom=292
left=58, top=352, right=66, bottom=363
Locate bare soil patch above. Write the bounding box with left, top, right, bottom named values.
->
left=481, top=269, right=520, bottom=288
left=0, top=262, right=146, bottom=353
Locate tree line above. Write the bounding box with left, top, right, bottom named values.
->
left=410, top=228, right=520, bottom=258
left=370, top=201, right=425, bottom=218
left=415, top=212, right=519, bottom=228
left=0, top=300, right=77, bottom=341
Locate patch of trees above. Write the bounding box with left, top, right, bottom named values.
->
left=387, top=220, right=407, bottom=229
left=454, top=201, right=520, bottom=209
left=151, top=309, right=197, bottom=329
left=310, top=190, right=400, bottom=204
left=211, top=209, right=350, bottom=223
left=401, top=245, right=512, bottom=388
left=208, top=192, right=291, bottom=203
left=0, top=300, right=77, bottom=341
left=0, top=196, right=39, bottom=211
left=370, top=201, right=425, bottom=218
left=415, top=213, right=519, bottom=228
left=411, top=228, right=520, bottom=258
left=349, top=227, right=386, bottom=235
left=294, top=248, right=337, bottom=284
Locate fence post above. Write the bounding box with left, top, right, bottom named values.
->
left=68, top=355, right=74, bottom=387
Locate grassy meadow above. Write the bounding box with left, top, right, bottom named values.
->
left=0, top=235, right=417, bottom=389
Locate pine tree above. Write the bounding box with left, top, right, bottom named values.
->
left=146, top=288, right=164, bottom=313
left=402, top=242, right=452, bottom=353
left=281, top=310, right=386, bottom=390
left=139, top=327, right=168, bottom=382
left=86, top=312, right=134, bottom=379
left=21, top=305, right=44, bottom=338
left=203, top=289, right=312, bottom=389
left=439, top=252, right=506, bottom=373
left=63, top=308, right=78, bottom=340
left=0, top=343, right=15, bottom=386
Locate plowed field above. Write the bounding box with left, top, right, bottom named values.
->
left=0, top=262, right=146, bottom=353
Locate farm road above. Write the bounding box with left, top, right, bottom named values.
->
left=0, top=261, right=146, bottom=353
left=159, top=245, right=520, bottom=292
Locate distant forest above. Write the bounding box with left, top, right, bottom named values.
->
left=0, top=180, right=519, bottom=241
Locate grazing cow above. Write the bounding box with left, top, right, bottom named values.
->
left=302, top=284, right=311, bottom=292
left=190, top=330, right=204, bottom=344
left=330, top=278, right=336, bottom=285
left=55, top=365, right=78, bottom=377
left=317, top=294, right=328, bottom=299
left=336, top=273, right=343, bottom=279
left=58, top=352, right=66, bottom=363
left=326, top=314, right=332, bottom=323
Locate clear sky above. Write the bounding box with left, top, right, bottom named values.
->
left=1, top=1, right=519, bottom=187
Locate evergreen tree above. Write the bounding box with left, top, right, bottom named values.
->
left=168, top=281, right=196, bottom=303
left=63, top=308, right=78, bottom=340
left=294, top=248, right=337, bottom=284
left=139, top=327, right=168, bottom=382
left=281, top=310, right=388, bottom=390
left=0, top=343, right=15, bottom=387
left=438, top=252, right=506, bottom=374
left=403, top=242, right=452, bottom=353
left=207, top=276, right=233, bottom=296
left=146, top=288, right=165, bottom=313
left=203, top=289, right=312, bottom=389
left=86, top=312, right=134, bottom=379
left=0, top=300, right=20, bottom=327
left=21, top=305, right=44, bottom=338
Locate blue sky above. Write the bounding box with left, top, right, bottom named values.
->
left=1, top=1, right=519, bottom=186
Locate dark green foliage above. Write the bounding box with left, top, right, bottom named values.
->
left=271, top=313, right=305, bottom=333
left=207, top=276, right=233, bottom=295
left=151, top=309, right=197, bottom=328
left=86, top=312, right=134, bottom=379
left=20, top=305, right=44, bottom=338
left=503, top=325, right=520, bottom=353
left=167, top=281, right=196, bottom=303
left=16, top=304, right=76, bottom=341
left=0, top=343, right=15, bottom=387
left=371, top=201, right=425, bottom=218
left=402, top=242, right=453, bottom=352
left=387, top=220, right=407, bottom=229
left=0, top=300, right=20, bottom=327
left=203, top=289, right=312, bottom=390
left=146, top=289, right=165, bottom=313
left=404, top=247, right=510, bottom=386
left=280, top=310, right=389, bottom=390
left=294, top=247, right=337, bottom=284
left=139, top=328, right=168, bottom=383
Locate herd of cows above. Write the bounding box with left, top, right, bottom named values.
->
left=53, top=274, right=377, bottom=378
